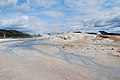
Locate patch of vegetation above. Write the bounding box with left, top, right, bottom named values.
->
left=0, top=29, right=32, bottom=38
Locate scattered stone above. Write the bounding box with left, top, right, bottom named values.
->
left=111, top=48, right=114, bottom=50
left=117, top=49, right=120, bottom=53
left=86, top=48, right=89, bottom=50
left=117, top=55, right=120, bottom=57
left=71, top=53, right=73, bottom=55
left=101, top=45, right=103, bottom=47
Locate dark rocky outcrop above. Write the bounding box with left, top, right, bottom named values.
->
left=74, top=31, right=81, bottom=33
left=99, top=31, right=120, bottom=35
left=87, top=32, right=97, bottom=35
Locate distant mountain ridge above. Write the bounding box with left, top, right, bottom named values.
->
left=0, top=29, right=32, bottom=38
left=99, top=31, right=120, bottom=35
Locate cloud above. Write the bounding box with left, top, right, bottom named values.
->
left=26, top=16, right=65, bottom=34
left=0, top=15, right=28, bottom=28
left=0, top=0, right=18, bottom=8
left=0, top=14, right=64, bottom=34
left=35, top=0, right=58, bottom=8
left=0, top=0, right=120, bottom=34
left=42, top=11, right=64, bottom=18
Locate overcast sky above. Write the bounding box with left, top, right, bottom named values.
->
left=0, top=0, right=120, bottom=34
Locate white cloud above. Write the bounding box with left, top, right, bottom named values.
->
left=0, top=0, right=120, bottom=34
left=0, top=14, right=64, bottom=34
left=0, top=0, right=18, bottom=8
left=35, top=0, right=58, bottom=8
left=26, top=17, right=64, bottom=34
left=0, top=15, right=29, bottom=28
left=42, top=11, right=64, bottom=18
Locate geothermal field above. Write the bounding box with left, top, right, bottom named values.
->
left=0, top=32, right=120, bottom=80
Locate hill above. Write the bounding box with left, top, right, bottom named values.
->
left=0, top=29, right=32, bottom=38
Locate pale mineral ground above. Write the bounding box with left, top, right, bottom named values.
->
left=0, top=32, right=120, bottom=80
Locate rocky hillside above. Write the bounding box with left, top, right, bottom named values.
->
left=48, top=32, right=96, bottom=42
left=0, top=29, right=32, bottom=38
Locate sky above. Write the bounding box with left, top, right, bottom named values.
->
left=0, top=0, right=120, bottom=34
